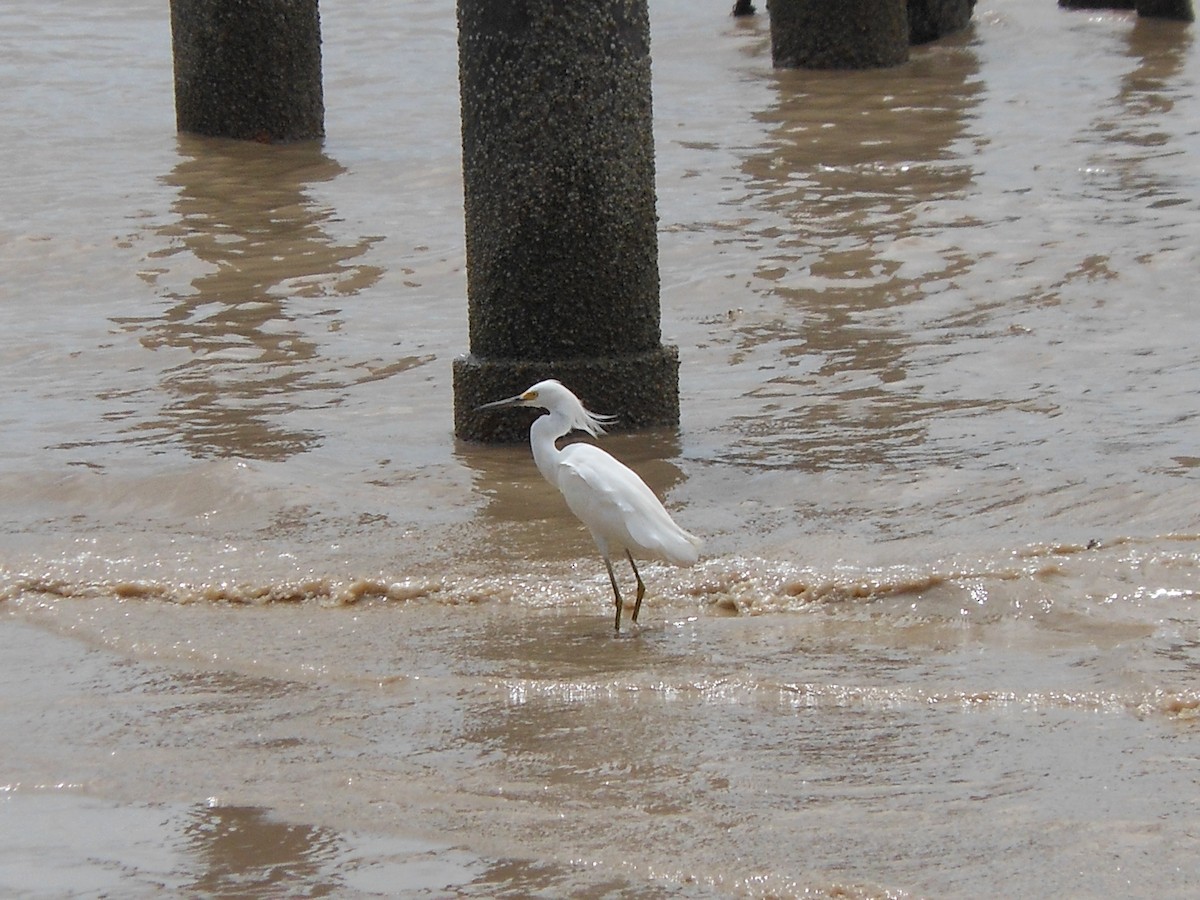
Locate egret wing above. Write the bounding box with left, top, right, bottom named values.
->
left=557, top=444, right=701, bottom=565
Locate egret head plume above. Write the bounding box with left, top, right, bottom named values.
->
left=477, top=379, right=616, bottom=437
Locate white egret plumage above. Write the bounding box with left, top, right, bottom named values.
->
left=477, top=379, right=702, bottom=631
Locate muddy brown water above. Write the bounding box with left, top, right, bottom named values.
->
left=2, top=1, right=1198, bottom=896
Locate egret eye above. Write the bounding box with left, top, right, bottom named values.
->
left=524, top=391, right=538, bottom=401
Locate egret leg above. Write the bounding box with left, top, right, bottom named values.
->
left=627, top=551, right=646, bottom=623
left=604, top=557, right=624, bottom=632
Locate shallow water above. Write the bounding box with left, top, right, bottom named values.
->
left=2, top=0, right=1199, bottom=897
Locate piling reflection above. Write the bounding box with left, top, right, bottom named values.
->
left=1089, top=17, right=1194, bottom=203
left=727, top=39, right=986, bottom=470
left=181, top=803, right=343, bottom=897
left=121, top=135, right=384, bottom=461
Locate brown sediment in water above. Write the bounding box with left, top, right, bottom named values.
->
left=2, top=0, right=1199, bottom=896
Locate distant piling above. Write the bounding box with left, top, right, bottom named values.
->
left=766, top=0, right=910, bottom=69
left=1057, top=1, right=1135, bottom=10
left=909, top=0, right=977, bottom=44
left=169, top=0, right=325, bottom=142
left=453, top=0, right=680, bottom=442
left=1059, top=0, right=1194, bottom=20
left=1134, top=0, right=1194, bottom=18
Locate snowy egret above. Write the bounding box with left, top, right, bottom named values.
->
left=477, top=379, right=702, bottom=631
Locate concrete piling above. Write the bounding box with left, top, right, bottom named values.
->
left=1135, top=0, right=1194, bottom=18
left=169, top=0, right=325, bottom=142
left=452, top=0, right=680, bottom=442
left=765, top=0, right=910, bottom=69
left=909, top=1, right=978, bottom=44
left=1059, top=0, right=1193, bottom=21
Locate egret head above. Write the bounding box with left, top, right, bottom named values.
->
left=477, top=379, right=615, bottom=437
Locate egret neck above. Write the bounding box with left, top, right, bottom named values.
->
left=530, top=409, right=572, bottom=487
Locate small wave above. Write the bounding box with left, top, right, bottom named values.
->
left=0, top=558, right=1001, bottom=615
left=3, top=534, right=1196, bottom=626
left=0, top=571, right=445, bottom=608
